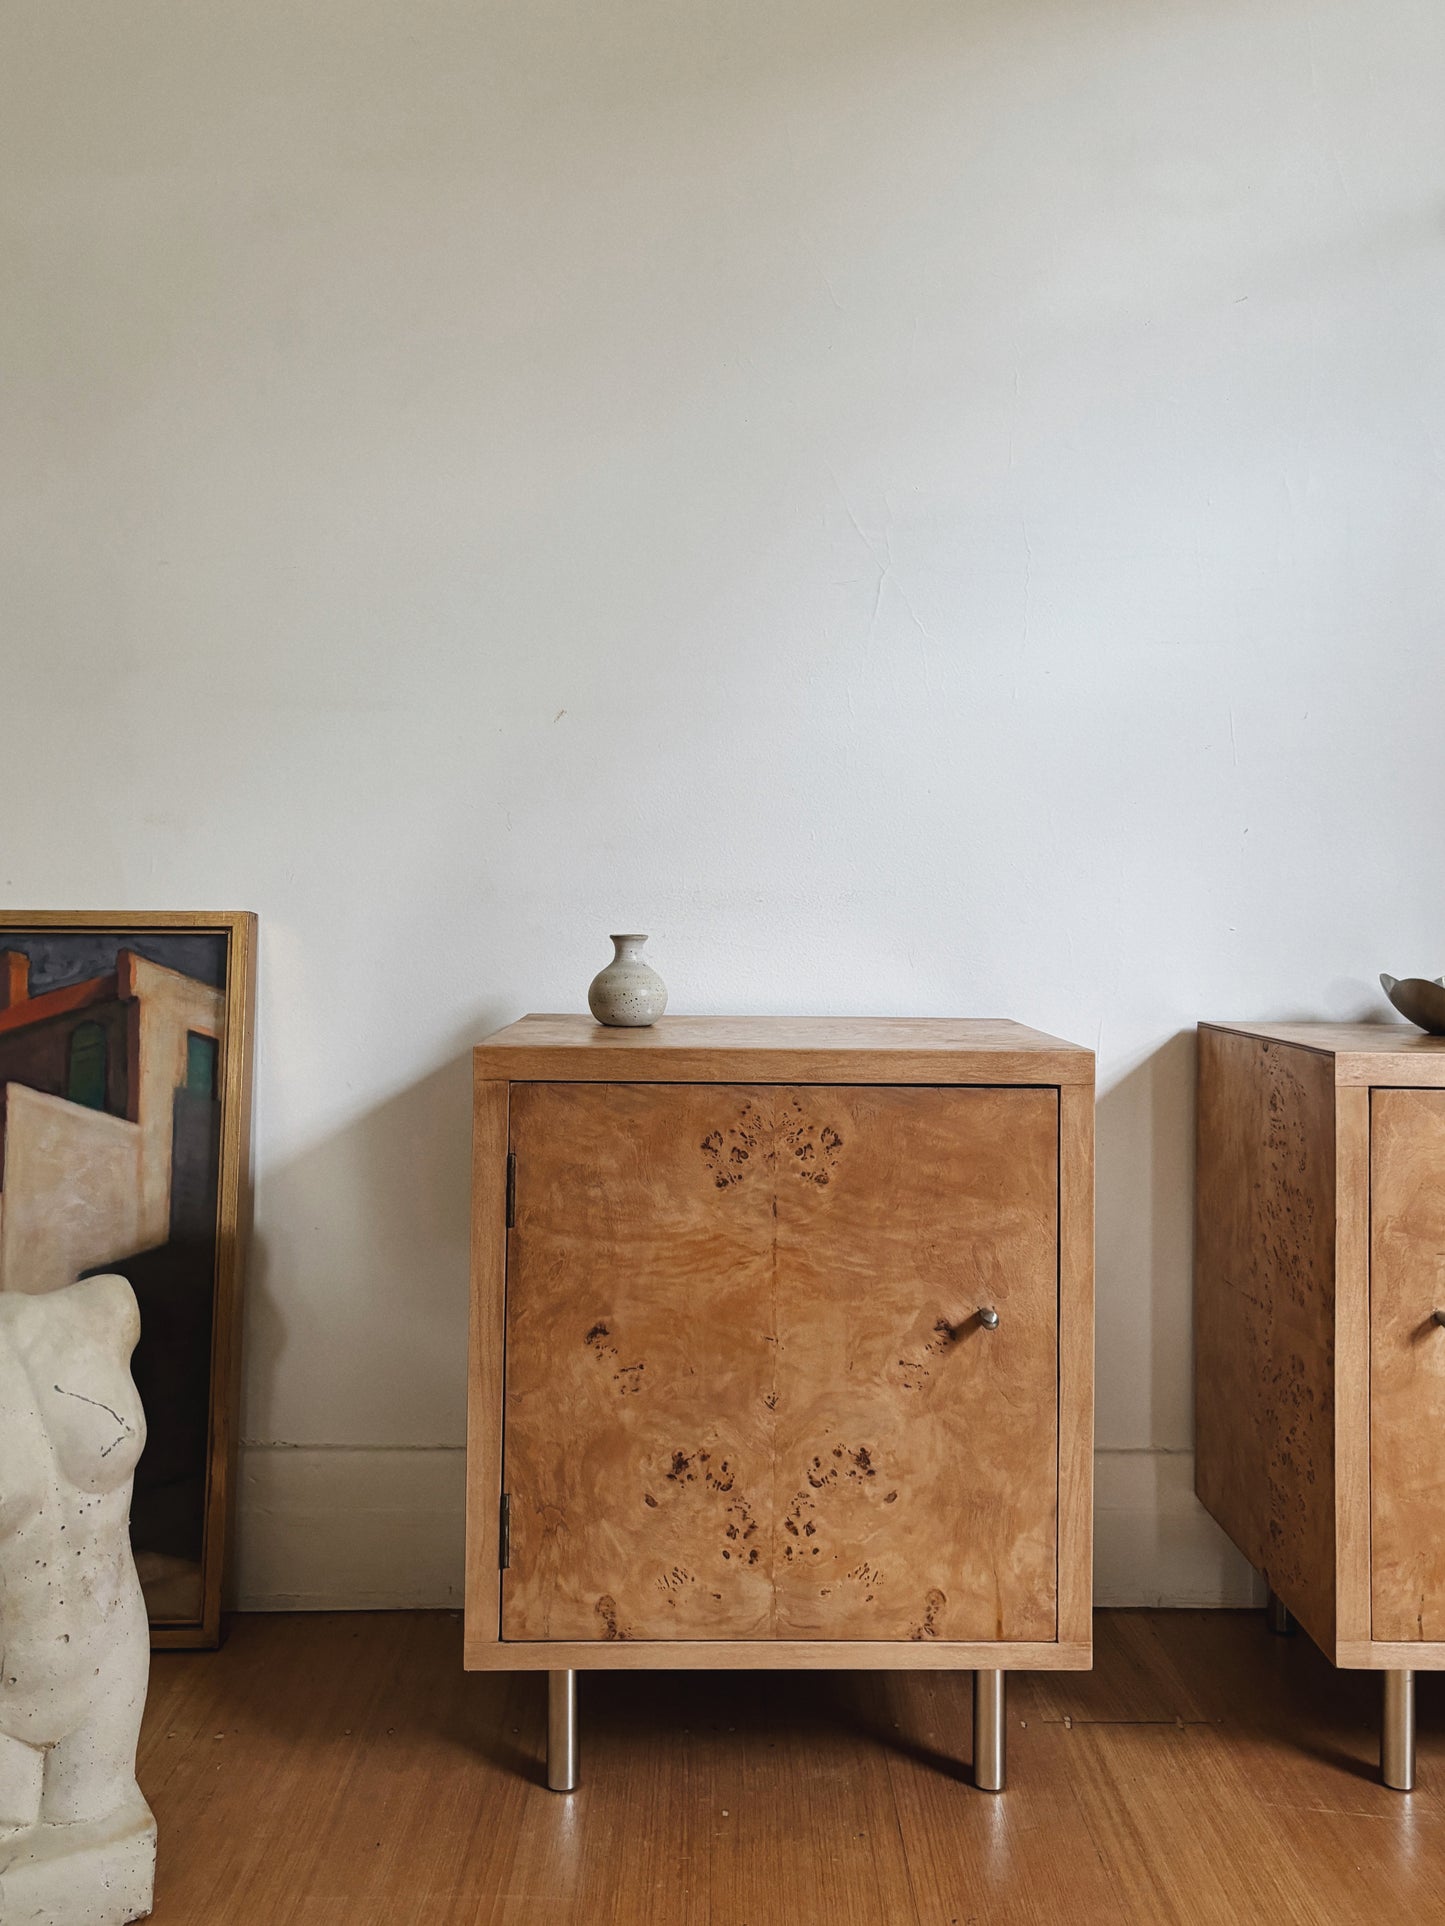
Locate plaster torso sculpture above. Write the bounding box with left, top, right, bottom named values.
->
left=0, top=1274, right=155, bottom=1926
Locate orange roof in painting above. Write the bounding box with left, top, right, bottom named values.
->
left=0, top=967, right=121, bottom=1038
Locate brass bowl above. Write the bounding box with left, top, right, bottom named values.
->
left=1380, top=974, right=1445, bottom=1036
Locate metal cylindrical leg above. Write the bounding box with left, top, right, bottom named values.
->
left=1382, top=1670, right=1416, bottom=1792
left=547, top=1669, right=578, bottom=1792
left=1266, top=1590, right=1294, bottom=1637
left=973, top=1668, right=1006, bottom=1793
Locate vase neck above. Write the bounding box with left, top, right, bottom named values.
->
left=610, top=933, right=649, bottom=962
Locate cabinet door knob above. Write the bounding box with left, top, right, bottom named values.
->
left=978, top=1306, right=1000, bottom=1330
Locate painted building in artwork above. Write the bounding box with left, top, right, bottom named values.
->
left=0, top=949, right=226, bottom=1296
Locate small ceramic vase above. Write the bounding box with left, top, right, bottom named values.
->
left=588, top=933, right=667, bottom=1028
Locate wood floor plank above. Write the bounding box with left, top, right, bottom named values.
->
left=699, top=1673, right=919, bottom=1926
left=138, top=1610, right=1445, bottom=1924
left=861, top=1669, right=1134, bottom=1926
left=1062, top=1721, right=1320, bottom=1925
left=1145, top=1611, right=1445, bottom=1924
left=509, top=1670, right=919, bottom=1926
left=1028, top=1608, right=1216, bottom=1726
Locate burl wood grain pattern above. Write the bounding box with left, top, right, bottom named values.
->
left=1056, top=1080, right=1096, bottom=1650
left=464, top=1075, right=509, bottom=1641
left=1204, top=1021, right=1445, bottom=1086
left=502, top=1083, right=1058, bottom=1645
left=475, top=1014, right=1092, bottom=1087
left=1371, top=1089, right=1445, bottom=1642
left=1194, top=1028, right=1338, bottom=1649
left=1332, top=1082, right=1372, bottom=1650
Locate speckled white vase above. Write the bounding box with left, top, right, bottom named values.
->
left=588, top=933, right=667, bottom=1028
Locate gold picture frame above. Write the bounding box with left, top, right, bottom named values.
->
left=0, top=910, right=256, bottom=1648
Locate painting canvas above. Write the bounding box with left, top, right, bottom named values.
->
left=0, top=912, right=256, bottom=1646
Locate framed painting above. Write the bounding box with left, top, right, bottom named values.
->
left=0, top=911, right=256, bottom=1648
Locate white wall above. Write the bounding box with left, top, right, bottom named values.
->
left=3, top=0, right=1442, bottom=1609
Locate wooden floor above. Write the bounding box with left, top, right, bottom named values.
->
left=141, top=1609, right=1445, bottom=1924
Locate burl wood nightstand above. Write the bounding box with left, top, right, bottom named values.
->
left=1196, top=1021, right=1445, bottom=1790
left=466, top=1016, right=1094, bottom=1791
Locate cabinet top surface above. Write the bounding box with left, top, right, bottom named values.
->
left=1203, top=1020, right=1445, bottom=1085
left=475, top=1014, right=1093, bottom=1084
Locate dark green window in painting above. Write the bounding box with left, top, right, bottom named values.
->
left=67, top=1021, right=107, bottom=1110
left=186, top=1031, right=219, bottom=1097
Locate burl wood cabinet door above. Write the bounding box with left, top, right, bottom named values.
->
left=1372, top=1088, right=1445, bottom=1640
left=502, top=1083, right=1059, bottom=1644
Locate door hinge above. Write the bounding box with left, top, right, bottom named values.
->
left=505, top=1150, right=516, bottom=1229
left=499, top=1491, right=511, bottom=1570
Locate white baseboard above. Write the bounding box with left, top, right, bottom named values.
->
left=235, top=1444, right=466, bottom=1611
left=233, top=1443, right=1263, bottom=1613
left=1093, top=1449, right=1263, bottom=1608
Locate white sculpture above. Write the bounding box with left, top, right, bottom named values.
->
left=0, top=1274, right=155, bottom=1925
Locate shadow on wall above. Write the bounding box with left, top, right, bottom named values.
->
left=1095, top=1030, right=1197, bottom=1451
left=230, top=1011, right=514, bottom=1608
left=242, top=1007, right=512, bottom=1450
left=1097, top=990, right=1388, bottom=1447
left=1093, top=1030, right=1262, bottom=1605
